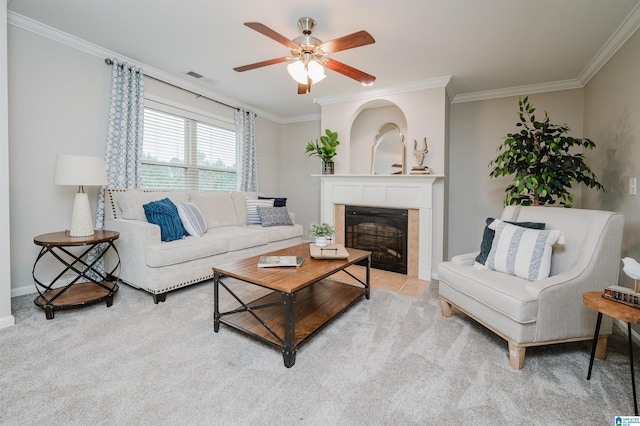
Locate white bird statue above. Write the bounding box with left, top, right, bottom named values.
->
left=622, top=257, right=640, bottom=292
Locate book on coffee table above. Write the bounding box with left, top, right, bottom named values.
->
left=257, top=256, right=304, bottom=268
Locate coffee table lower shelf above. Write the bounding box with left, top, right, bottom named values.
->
left=215, top=278, right=367, bottom=367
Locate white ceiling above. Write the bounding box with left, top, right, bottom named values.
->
left=7, top=0, right=640, bottom=121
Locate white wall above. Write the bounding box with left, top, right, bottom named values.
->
left=0, top=0, right=14, bottom=328
left=319, top=85, right=449, bottom=274
left=448, top=90, right=585, bottom=258
left=8, top=26, right=112, bottom=296
left=280, top=120, right=321, bottom=239
left=583, top=27, right=640, bottom=286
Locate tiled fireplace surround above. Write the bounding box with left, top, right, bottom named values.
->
left=318, top=174, right=441, bottom=281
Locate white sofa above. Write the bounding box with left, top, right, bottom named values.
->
left=438, top=206, right=624, bottom=369
left=104, top=189, right=304, bottom=303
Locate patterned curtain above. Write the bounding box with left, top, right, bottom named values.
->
left=236, top=108, right=258, bottom=192
left=95, top=58, right=144, bottom=231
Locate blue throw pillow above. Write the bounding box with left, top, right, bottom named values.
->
left=143, top=198, right=188, bottom=242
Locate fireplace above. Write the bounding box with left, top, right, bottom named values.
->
left=345, top=206, right=408, bottom=274
left=319, top=174, right=440, bottom=280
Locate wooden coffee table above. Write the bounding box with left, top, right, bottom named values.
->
left=212, top=243, right=371, bottom=367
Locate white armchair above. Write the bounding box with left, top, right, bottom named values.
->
left=438, top=206, right=624, bottom=369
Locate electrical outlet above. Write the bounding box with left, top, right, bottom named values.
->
left=630, top=177, right=637, bottom=196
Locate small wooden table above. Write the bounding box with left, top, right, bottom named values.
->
left=32, top=230, right=121, bottom=319
left=583, top=291, right=640, bottom=416
left=213, top=243, right=371, bottom=367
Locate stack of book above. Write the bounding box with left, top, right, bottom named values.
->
left=410, top=166, right=432, bottom=175
left=603, top=285, right=640, bottom=308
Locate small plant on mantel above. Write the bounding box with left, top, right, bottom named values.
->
left=305, top=129, right=340, bottom=174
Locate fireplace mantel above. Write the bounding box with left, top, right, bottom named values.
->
left=316, top=174, right=443, bottom=280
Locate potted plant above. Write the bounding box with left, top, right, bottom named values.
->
left=310, top=222, right=335, bottom=247
left=489, top=96, right=604, bottom=207
left=305, top=129, right=340, bottom=174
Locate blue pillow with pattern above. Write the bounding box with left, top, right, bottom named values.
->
left=143, top=198, right=188, bottom=242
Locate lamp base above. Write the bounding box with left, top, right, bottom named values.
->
left=69, top=192, right=94, bottom=237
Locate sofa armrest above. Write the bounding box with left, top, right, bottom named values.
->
left=450, top=252, right=479, bottom=266
left=105, top=218, right=161, bottom=245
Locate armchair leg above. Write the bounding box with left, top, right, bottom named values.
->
left=508, top=341, right=526, bottom=370
left=595, top=335, right=608, bottom=360
left=440, top=297, right=452, bottom=318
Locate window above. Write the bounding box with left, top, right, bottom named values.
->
left=141, top=103, right=237, bottom=190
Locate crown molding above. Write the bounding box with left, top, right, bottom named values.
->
left=452, top=2, right=640, bottom=104
left=577, top=1, right=640, bottom=85
left=6, top=11, right=285, bottom=123
left=315, top=76, right=452, bottom=106
left=451, top=79, right=584, bottom=104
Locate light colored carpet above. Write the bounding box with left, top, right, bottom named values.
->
left=1, top=279, right=636, bottom=425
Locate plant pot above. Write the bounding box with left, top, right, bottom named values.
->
left=322, top=161, right=334, bottom=175
left=315, top=236, right=328, bottom=247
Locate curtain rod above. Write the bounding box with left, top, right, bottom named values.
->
left=105, top=58, right=238, bottom=112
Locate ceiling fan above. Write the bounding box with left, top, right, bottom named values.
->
left=233, top=17, right=376, bottom=95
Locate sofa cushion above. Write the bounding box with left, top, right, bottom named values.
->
left=248, top=223, right=304, bottom=243
left=145, top=233, right=229, bottom=267
left=246, top=198, right=274, bottom=224
left=475, top=218, right=546, bottom=265
left=118, top=190, right=189, bottom=221
left=439, top=261, right=539, bottom=324
left=189, top=190, right=239, bottom=228
left=176, top=202, right=207, bottom=237
left=257, top=206, right=293, bottom=227
left=143, top=198, right=188, bottom=242
left=486, top=219, right=562, bottom=281
left=206, top=226, right=269, bottom=251
left=230, top=191, right=258, bottom=225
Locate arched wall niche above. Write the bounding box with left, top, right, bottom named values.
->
left=349, top=100, right=407, bottom=174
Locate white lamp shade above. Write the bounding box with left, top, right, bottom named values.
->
left=287, top=61, right=308, bottom=84
left=54, top=155, right=108, bottom=186
left=307, top=60, right=326, bottom=84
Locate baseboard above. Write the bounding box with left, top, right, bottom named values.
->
left=0, top=314, right=15, bottom=329
left=614, top=318, right=640, bottom=347
left=11, top=284, right=36, bottom=298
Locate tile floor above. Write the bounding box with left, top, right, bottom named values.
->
left=333, top=265, right=430, bottom=298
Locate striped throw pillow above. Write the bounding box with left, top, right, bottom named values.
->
left=177, top=202, right=207, bottom=237
left=246, top=198, right=274, bottom=225
left=486, top=219, right=562, bottom=281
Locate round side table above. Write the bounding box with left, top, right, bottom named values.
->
left=32, top=230, right=121, bottom=319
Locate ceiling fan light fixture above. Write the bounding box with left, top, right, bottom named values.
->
left=307, top=60, right=326, bottom=83
left=287, top=60, right=308, bottom=84
left=287, top=58, right=326, bottom=85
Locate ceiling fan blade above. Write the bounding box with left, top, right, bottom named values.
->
left=233, top=57, right=289, bottom=72
left=244, top=22, right=300, bottom=50
left=318, top=30, right=375, bottom=54
left=324, top=59, right=376, bottom=85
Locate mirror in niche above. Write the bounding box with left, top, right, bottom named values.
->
left=371, top=122, right=405, bottom=175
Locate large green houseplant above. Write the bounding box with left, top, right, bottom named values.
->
left=489, top=97, right=603, bottom=207
left=306, top=129, right=340, bottom=174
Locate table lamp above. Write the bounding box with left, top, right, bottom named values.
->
left=54, top=154, right=108, bottom=237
